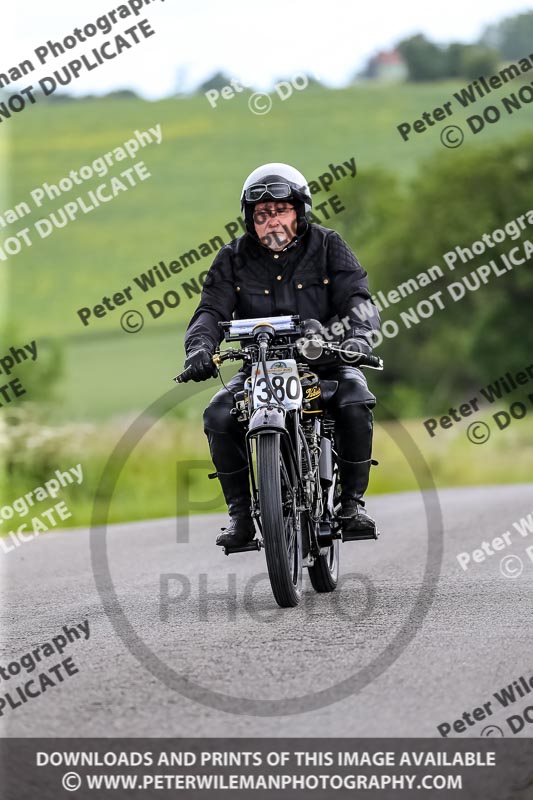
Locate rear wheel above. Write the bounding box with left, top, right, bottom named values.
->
left=307, top=524, right=340, bottom=592
left=307, top=466, right=341, bottom=592
left=257, top=433, right=302, bottom=608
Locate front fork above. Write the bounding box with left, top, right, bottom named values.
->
left=245, top=410, right=304, bottom=537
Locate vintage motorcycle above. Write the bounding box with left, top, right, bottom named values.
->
left=175, top=315, right=383, bottom=608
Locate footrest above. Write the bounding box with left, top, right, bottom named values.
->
left=342, top=526, right=379, bottom=542
left=222, top=539, right=263, bottom=556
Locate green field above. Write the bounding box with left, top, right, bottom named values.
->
left=8, top=82, right=533, bottom=342
left=5, top=80, right=532, bottom=421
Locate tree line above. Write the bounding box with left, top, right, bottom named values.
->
left=394, top=11, right=533, bottom=83
left=337, top=132, right=533, bottom=418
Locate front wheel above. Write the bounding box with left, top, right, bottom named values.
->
left=256, top=433, right=302, bottom=608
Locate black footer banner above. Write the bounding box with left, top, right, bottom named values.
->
left=2, top=738, right=532, bottom=799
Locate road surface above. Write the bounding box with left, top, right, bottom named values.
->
left=2, top=485, right=532, bottom=738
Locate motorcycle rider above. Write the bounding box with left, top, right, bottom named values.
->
left=183, top=163, right=381, bottom=548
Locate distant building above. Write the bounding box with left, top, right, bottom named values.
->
left=364, top=50, right=408, bottom=82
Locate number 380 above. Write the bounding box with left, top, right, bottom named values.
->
left=256, top=375, right=300, bottom=403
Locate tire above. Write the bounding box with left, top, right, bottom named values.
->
left=257, top=433, right=302, bottom=608
left=307, top=463, right=340, bottom=593
left=307, top=535, right=340, bottom=592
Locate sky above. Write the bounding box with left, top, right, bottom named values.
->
left=4, top=0, right=532, bottom=98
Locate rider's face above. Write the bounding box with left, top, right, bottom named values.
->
left=253, top=201, right=297, bottom=251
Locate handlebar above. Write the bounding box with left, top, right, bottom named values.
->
left=173, top=341, right=383, bottom=384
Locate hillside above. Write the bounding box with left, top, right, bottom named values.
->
left=5, top=80, right=531, bottom=419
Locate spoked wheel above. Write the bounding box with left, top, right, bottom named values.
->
left=307, top=468, right=341, bottom=593
left=256, top=433, right=302, bottom=608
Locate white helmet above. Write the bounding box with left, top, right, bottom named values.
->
left=240, top=162, right=312, bottom=237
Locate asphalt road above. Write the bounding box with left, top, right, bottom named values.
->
left=2, top=484, right=533, bottom=738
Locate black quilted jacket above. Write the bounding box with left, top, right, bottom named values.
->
left=185, top=224, right=380, bottom=352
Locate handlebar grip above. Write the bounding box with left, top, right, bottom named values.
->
left=173, top=352, right=221, bottom=383
left=359, top=354, right=383, bottom=369
left=173, top=366, right=193, bottom=384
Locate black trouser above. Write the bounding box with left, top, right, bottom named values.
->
left=203, top=365, right=376, bottom=518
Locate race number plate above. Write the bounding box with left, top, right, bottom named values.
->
left=250, top=359, right=303, bottom=411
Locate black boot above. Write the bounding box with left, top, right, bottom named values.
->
left=214, top=468, right=255, bottom=547
left=216, top=517, right=256, bottom=547
left=337, top=456, right=377, bottom=541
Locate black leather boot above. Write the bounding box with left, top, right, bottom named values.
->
left=337, top=456, right=377, bottom=541
left=216, top=518, right=256, bottom=547
left=214, top=468, right=255, bottom=547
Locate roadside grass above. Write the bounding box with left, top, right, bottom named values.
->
left=1, top=410, right=531, bottom=535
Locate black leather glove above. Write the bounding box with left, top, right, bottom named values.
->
left=183, top=344, right=217, bottom=382
left=341, top=330, right=373, bottom=363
